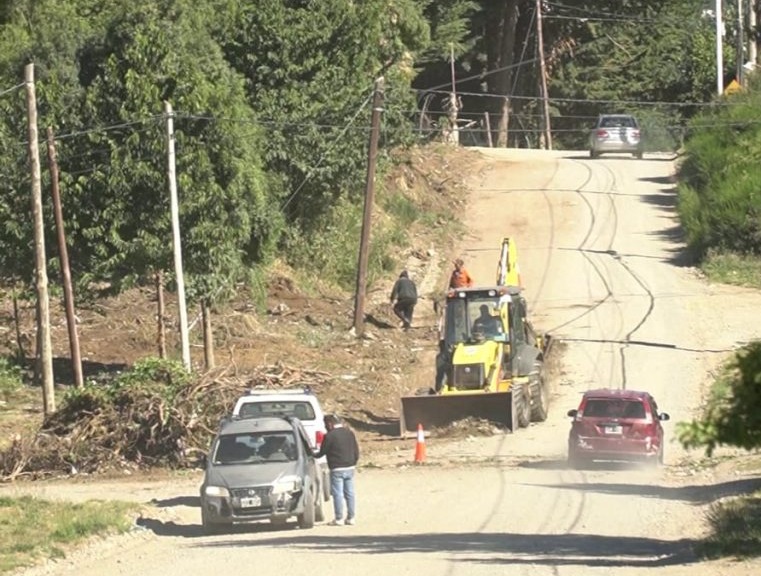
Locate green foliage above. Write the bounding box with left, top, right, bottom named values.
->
left=216, top=0, right=427, bottom=227
left=60, top=357, right=189, bottom=412
left=678, top=341, right=761, bottom=456
left=110, top=357, right=191, bottom=392
left=677, top=81, right=761, bottom=256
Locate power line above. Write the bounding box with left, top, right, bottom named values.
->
left=280, top=87, right=376, bottom=212
left=0, top=82, right=25, bottom=98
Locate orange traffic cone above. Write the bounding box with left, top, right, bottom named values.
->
left=414, top=423, right=426, bottom=464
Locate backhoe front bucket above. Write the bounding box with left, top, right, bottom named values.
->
left=399, top=391, right=516, bottom=436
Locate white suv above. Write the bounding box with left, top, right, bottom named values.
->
left=231, top=387, right=328, bottom=458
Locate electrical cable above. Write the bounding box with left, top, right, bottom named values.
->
left=279, top=87, right=375, bottom=212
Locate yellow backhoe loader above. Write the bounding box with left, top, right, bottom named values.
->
left=399, top=238, right=551, bottom=435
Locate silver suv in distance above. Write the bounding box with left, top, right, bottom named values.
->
left=589, top=114, right=643, bottom=159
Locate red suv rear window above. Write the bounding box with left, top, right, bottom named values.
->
left=582, top=398, right=646, bottom=419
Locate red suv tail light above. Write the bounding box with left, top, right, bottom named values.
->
left=315, top=430, right=325, bottom=448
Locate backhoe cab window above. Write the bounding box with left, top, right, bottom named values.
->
left=445, top=297, right=504, bottom=343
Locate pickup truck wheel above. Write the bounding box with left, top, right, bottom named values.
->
left=298, top=486, right=315, bottom=529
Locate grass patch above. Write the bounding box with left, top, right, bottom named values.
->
left=701, top=251, right=761, bottom=288
left=697, top=491, right=761, bottom=559
left=0, top=496, right=136, bottom=573
left=383, top=194, right=421, bottom=228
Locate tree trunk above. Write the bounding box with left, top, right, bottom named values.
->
left=485, top=1, right=521, bottom=147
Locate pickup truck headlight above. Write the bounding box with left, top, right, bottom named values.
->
left=204, top=485, right=230, bottom=498
left=272, top=476, right=302, bottom=494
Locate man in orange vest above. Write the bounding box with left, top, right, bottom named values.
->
left=449, top=258, right=474, bottom=289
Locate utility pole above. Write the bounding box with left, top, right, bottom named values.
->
left=750, top=0, right=757, bottom=70
left=737, top=0, right=745, bottom=86
left=535, top=0, right=552, bottom=149
left=717, top=0, right=725, bottom=95
left=25, top=63, right=55, bottom=414
left=164, top=101, right=191, bottom=370
left=352, top=77, right=384, bottom=337
left=47, top=127, right=83, bottom=389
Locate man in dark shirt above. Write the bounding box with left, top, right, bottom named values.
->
left=389, top=270, right=418, bottom=330
left=315, top=414, right=360, bottom=526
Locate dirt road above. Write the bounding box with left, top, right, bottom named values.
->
left=8, top=148, right=761, bottom=576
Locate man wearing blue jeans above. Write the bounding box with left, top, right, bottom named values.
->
left=315, top=414, right=360, bottom=526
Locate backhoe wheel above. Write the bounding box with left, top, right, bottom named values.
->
left=516, top=383, right=531, bottom=428
left=529, top=361, right=550, bottom=423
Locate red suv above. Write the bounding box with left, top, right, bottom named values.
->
left=567, top=388, right=669, bottom=468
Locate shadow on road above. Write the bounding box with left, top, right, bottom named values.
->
left=195, top=530, right=698, bottom=568
left=136, top=517, right=297, bottom=538
left=151, top=495, right=200, bottom=508
left=517, top=458, right=568, bottom=471
left=540, top=475, right=761, bottom=504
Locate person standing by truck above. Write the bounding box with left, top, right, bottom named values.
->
left=315, top=414, right=360, bottom=526
left=389, top=270, right=418, bottom=330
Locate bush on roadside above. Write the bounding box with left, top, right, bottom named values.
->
left=677, top=78, right=761, bottom=257
left=697, top=491, right=761, bottom=558
left=0, top=358, right=334, bottom=479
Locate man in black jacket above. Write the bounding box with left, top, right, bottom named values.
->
left=389, top=270, right=418, bottom=330
left=315, top=414, right=360, bottom=525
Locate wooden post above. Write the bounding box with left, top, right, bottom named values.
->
left=497, top=97, right=509, bottom=147
left=156, top=269, right=167, bottom=359
left=352, top=78, right=384, bottom=336
left=749, top=0, right=757, bottom=70
left=25, top=63, right=55, bottom=414
left=164, top=100, right=191, bottom=370
left=717, top=0, right=724, bottom=95
left=47, top=127, right=83, bottom=388
left=483, top=112, right=493, bottom=148
left=12, top=293, right=24, bottom=362
left=447, top=44, right=459, bottom=145
left=737, top=0, right=744, bottom=86
left=202, top=299, right=215, bottom=369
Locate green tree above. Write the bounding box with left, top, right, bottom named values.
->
left=216, top=0, right=428, bottom=227
left=0, top=0, right=101, bottom=287
left=678, top=341, right=761, bottom=456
